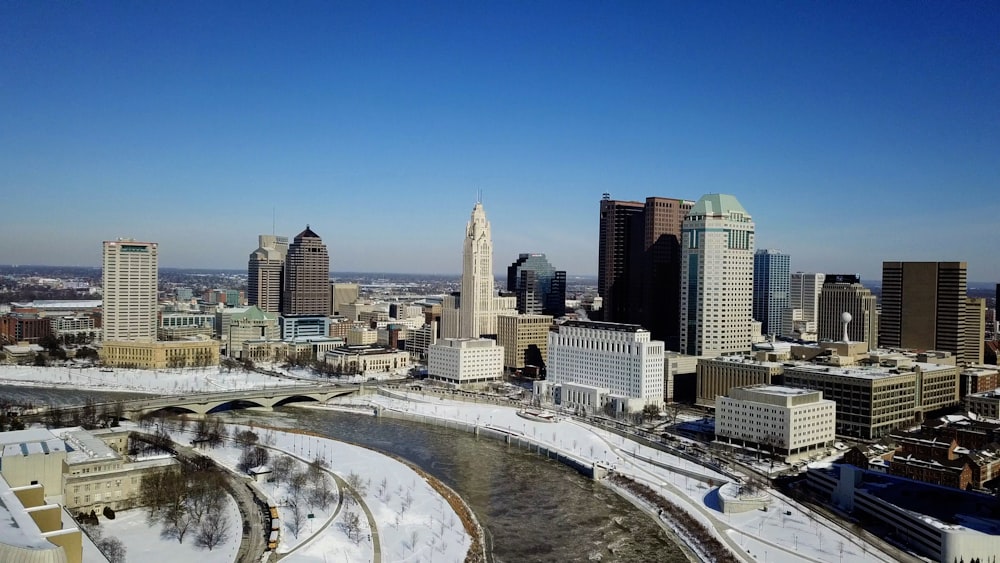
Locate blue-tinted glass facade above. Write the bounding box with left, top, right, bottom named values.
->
left=753, top=249, right=790, bottom=336
left=506, top=253, right=566, bottom=317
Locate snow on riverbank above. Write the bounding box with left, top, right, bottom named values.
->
left=0, top=364, right=312, bottom=395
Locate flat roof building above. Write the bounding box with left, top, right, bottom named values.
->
left=716, top=385, right=835, bottom=460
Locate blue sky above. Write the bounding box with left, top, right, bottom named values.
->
left=2, top=2, right=998, bottom=281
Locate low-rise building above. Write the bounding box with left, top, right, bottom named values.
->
left=965, top=389, right=1000, bottom=419
left=99, top=337, right=220, bottom=369
left=226, top=306, right=279, bottom=359
left=427, top=338, right=503, bottom=386
left=496, top=314, right=552, bottom=372
left=323, top=345, right=410, bottom=375
left=405, top=322, right=438, bottom=361
left=695, top=355, right=784, bottom=407
left=0, top=476, right=82, bottom=563
left=716, top=385, right=835, bottom=460
left=158, top=312, right=216, bottom=340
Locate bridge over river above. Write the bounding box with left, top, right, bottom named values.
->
left=121, top=383, right=364, bottom=418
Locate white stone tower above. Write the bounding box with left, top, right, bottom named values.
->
left=459, top=201, right=499, bottom=338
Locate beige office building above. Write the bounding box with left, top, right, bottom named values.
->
left=497, top=314, right=552, bottom=371
left=783, top=361, right=959, bottom=439
left=227, top=306, right=279, bottom=359
left=99, top=338, right=220, bottom=369
left=817, top=280, right=878, bottom=349
left=695, top=355, right=784, bottom=407
left=965, top=298, right=986, bottom=366
left=102, top=239, right=158, bottom=341
left=247, top=234, right=287, bottom=314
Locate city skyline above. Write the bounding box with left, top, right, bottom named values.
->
left=2, top=3, right=998, bottom=280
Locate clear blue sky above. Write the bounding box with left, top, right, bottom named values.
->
left=2, top=2, right=998, bottom=281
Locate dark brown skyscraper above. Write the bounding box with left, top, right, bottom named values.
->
left=282, top=226, right=331, bottom=316
left=880, top=261, right=968, bottom=362
left=597, top=194, right=693, bottom=349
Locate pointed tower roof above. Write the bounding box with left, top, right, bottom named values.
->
left=295, top=224, right=321, bottom=239
left=688, top=194, right=749, bottom=217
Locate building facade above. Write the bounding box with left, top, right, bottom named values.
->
left=716, top=385, right=836, bottom=460
left=496, top=314, right=552, bottom=371
left=247, top=234, right=287, bottom=313
left=782, top=272, right=825, bottom=339
left=752, top=249, right=790, bottom=337
left=506, top=253, right=566, bottom=317
left=880, top=261, right=968, bottom=363
left=330, top=283, right=360, bottom=316
left=680, top=194, right=755, bottom=357
left=99, top=338, right=220, bottom=369
left=226, top=306, right=279, bottom=359
left=283, top=226, right=330, bottom=316
left=102, top=239, right=158, bottom=341
left=817, top=276, right=878, bottom=348
left=426, top=338, right=504, bottom=386
left=547, top=320, right=665, bottom=408
left=695, top=355, right=784, bottom=407
left=597, top=194, right=694, bottom=349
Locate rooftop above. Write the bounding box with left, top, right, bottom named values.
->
left=687, top=193, right=749, bottom=217
left=562, top=320, right=645, bottom=333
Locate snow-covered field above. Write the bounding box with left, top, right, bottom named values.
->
left=99, top=492, right=242, bottom=563
left=0, top=364, right=312, bottom=395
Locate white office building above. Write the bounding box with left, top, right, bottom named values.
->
left=680, top=194, right=755, bottom=357
left=427, top=338, right=503, bottom=386
left=716, top=385, right=836, bottom=460
left=102, top=239, right=158, bottom=342
left=547, top=321, right=665, bottom=410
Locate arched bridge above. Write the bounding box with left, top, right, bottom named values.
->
left=121, top=383, right=364, bottom=418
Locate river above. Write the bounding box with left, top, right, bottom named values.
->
left=1, top=385, right=689, bottom=562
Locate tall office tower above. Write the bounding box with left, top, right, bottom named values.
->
left=966, top=298, right=986, bottom=365
left=817, top=275, right=878, bottom=349
left=102, top=239, right=158, bottom=341
left=282, top=226, right=331, bottom=316
left=330, top=283, right=360, bottom=316
left=880, top=262, right=967, bottom=361
left=247, top=234, right=288, bottom=314
left=679, top=194, right=755, bottom=357
left=459, top=202, right=499, bottom=338
left=506, top=253, right=567, bottom=317
left=598, top=196, right=644, bottom=325
left=783, top=272, right=825, bottom=338
left=597, top=194, right=694, bottom=348
left=752, top=249, right=790, bottom=337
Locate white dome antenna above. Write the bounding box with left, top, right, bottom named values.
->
left=841, top=312, right=853, bottom=343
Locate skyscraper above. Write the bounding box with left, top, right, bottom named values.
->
left=783, top=272, right=825, bottom=338
left=752, top=249, right=790, bottom=337
left=817, top=275, right=878, bottom=349
left=247, top=234, right=288, bottom=314
left=459, top=202, right=499, bottom=338
left=506, top=253, right=566, bottom=317
left=680, top=194, right=755, bottom=357
left=597, top=194, right=693, bottom=348
left=880, top=262, right=967, bottom=361
left=102, top=239, right=158, bottom=342
left=282, top=226, right=331, bottom=316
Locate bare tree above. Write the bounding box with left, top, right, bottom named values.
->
left=195, top=510, right=231, bottom=551
left=271, top=455, right=295, bottom=484
left=409, top=530, right=419, bottom=551
left=345, top=471, right=368, bottom=496
left=233, top=428, right=259, bottom=449
left=286, top=496, right=306, bottom=538
left=97, top=537, right=126, bottom=563
left=237, top=446, right=270, bottom=473
left=342, top=509, right=361, bottom=543
left=308, top=474, right=336, bottom=510
left=161, top=502, right=194, bottom=543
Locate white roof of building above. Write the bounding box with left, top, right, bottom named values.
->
left=11, top=300, right=102, bottom=309
left=0, top=476, right=61, bottom=552
left=751, top=385, right=816, bottom=396
left=56, top=427, right=120, bottom=465
left=0, top=429, right=66, bottom=460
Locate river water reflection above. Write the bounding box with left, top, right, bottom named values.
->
left=1, top=386, right=688, bottom=562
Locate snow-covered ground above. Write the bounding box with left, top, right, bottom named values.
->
left=99, top=492, right=242, bottom=563
left=0, top=364, right=313, bottom=395
left=337, top=391, right=896, bottom=563
left=126, top=420, right=472, bottom=563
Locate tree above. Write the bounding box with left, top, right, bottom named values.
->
left=342, top=509, right=361, bottom=543
left=195, top=510, right=231, bottom=550
left=285, top=495, right=306, bottom=538
left=98, top=537, right=126, bottom=563
left=308, top=474, right=336, bottom=510
left=345, top=471, right=368, bottom=496
left=234, top=429, right=259, bottom=449
left=237, top=446, right=270, bottom=473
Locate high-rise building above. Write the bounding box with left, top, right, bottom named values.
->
left=679, top=194, right=755, bottom=357
left=965, top=297, right=986, bottom=365
left=102, top=239, right=158, bottom=342
left=783, top=272, right=825, bottom=339
left=880, top=262, right=968, bottom=362
left=597, top=194, right=694, bottom=348
left=330, top=283, right=360, bottom=316
left=506, top=253, right=566, bottom=317
left=247, top=234, right=287, bottom=314
left=282, top=226, right=331, bottom=316
left=816, top=275, right=878, bottom=348
left=459, top=202, right=499, bottom=338
left=753, top=249, right=790, bottom=337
